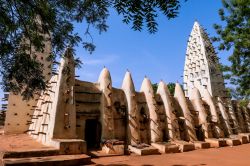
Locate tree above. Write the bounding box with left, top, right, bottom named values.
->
left=0, top=0, right=184, bottom=99
left=167, top=82, right=176, bottom=95
left=151, top=82, right=177, bottom=95
left=152, top=83, right=158, bottom=94
left=213, top=0, right=250, bottom=99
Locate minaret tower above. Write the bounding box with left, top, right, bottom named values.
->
left=183, top=21, right=228, bottom=98
left=4, top=33, right=52, bottom=134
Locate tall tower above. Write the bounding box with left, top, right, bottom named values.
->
left=183, top=21, right=228, bottom=98
left=4, top=34, right=52, bottom=134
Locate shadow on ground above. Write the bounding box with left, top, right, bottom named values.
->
left=95, top=164, right=154, bottom=166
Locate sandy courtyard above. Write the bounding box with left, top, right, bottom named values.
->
left=88, top=144, right=250, bottom=166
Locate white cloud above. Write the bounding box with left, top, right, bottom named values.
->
left=83, top=54, right=118, bottom=65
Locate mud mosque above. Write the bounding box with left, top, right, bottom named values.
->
left=0, top=22, right=250, bottom=165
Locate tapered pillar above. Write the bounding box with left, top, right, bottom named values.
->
left=190, top=88, right=213, bottom=139
left=202, top=89, right=223, bottom=138
left=174, top=83, right=197, bottom=141
left=27, top=49, right=86, bottom=154
left=122, top=71, right=140, bottom=145
left=49, top=48, right=76, bottom=139
left=241, top=106, right=250, bottom=132
left=98, top=67, right=114, bottom=140
left=157, top=81, right=181, bottom=141
left=140, top=77, right=163, bottom=143
left=224, top=98, right=240, bottom=134
left=217, top=97, right=233, bottom=136
left=29, top=48, right=77, bottom=141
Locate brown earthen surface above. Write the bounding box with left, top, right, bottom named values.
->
left=0, top=133, right=56, bottom=152
left=3, top=154, right=91, bottom=166
left=88, top=144, right=250, bottom=166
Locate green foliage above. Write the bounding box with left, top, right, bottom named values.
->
left=0, top=0, right=184, bottom=99
left=167, top=82, right=175, bottom=95
left=151, top=82, right=177, bottom=95
left=152, top=83, right=158, bottom=94
left=238, top=100, right=249, bottom=107
left=213, top=0, right=250, bottom=99
left=1, top=51, right=46, bottom=99
left=152, top=82, right=179, bottom=95
left=114, top=0, right=182, bottom=33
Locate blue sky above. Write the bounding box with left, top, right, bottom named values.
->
left=73, top=0, right=230, bottom=90
left=0, top=0, right=231, bottom=101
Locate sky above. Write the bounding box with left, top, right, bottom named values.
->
left=0, top=0, right=231, bottom=102
left=73, top=0, right=230, bottom=90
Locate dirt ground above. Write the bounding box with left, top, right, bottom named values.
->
left=88, top=144, right=250, bottom=166
left=0, top=133, right=56, bottom=152
left=1, top=132, right=250, bottom=166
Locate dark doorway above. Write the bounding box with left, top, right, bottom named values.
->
left=85, top=119, right=101, bottom=149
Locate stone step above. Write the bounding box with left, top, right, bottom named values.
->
left=224, top=138, right=241, bottom=146
left=151, top=142, right=180, bottom=153
left=2, top=154, right=91, bottom=166
left=101, top=144, right=124, bottom=155
left=51, top=139, right=87, bottom=155
left=88, top=149, right=125, bottom=158
left=1, top=149, right=59, bottom=159
left=238, top=133, right=250, bottom=142
left=193, top=141, right=210, bottom=149
left=173, top=141, right=195, bottom=152
left=128, top=145, right=159, bottom=155
left=232, top=135, right=249, bottom=144
left=205, top=138, right=227, bottom=148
